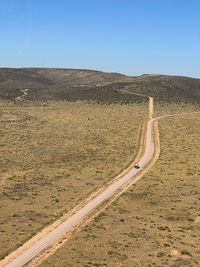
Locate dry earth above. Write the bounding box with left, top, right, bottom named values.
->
left=40, top=114, right=200, bottom=267
left=0, top=100, right=148, bottom=260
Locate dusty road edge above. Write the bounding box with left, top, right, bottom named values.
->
left=28, top=122, right=158, bottom=267
left=30, top=112, right=200, bottom=266
left=1, top=90, right=151, bottom=267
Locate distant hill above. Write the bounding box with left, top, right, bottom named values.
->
left=0, top=68, right=139, bottom=103
left=118, top=74, right=200, bottom=102
left=0, top=68, right=200, bottom=103
left=0, top=68, right=133, bottom=87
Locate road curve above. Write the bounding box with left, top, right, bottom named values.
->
left=5, top=92, right=200, bottom=267
left=5, top=97, right=155, bottom=267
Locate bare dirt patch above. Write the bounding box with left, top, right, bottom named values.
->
left=171, top=249, right=180, bottom=257
left=0, top=113, right=20, bottom=121
left=194, top=216, right=200, bottom=224
left=0, top=173, right=12, bottom=186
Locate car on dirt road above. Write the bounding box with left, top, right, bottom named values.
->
left=134, top=164, right=140, bottom=169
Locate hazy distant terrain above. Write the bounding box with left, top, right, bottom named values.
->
left=0, top=68, right=200, bottom=103
left=0, top=68, right=136, bottom=103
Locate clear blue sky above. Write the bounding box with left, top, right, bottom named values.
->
left=1, top=0, right=200, bottom=78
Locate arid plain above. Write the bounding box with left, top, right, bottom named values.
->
left=0, top=68, right=200, bottom=266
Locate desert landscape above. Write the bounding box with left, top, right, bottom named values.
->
left=1, top=0, right=200, bottom=266
left=0, top=68, right=199, bottom=266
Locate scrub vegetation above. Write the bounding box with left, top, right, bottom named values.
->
left=153, top=100, right=200, bottom=117
left=0, top=100, right=148, bottom=259
left=0, top=68, right=200, bottom=264
left=40, top=114, right=200, bottom=267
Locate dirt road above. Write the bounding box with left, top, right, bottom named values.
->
left=4, top=93, right=154, bottom=267
left=5, top=120, right=154, bottom=267
left=4, top=93, right=199, bottom=267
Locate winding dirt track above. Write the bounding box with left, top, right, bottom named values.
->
left=3, top=93, right=200, bottom=267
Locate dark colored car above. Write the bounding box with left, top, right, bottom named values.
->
left=134, top=164, right=140, bottom=169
